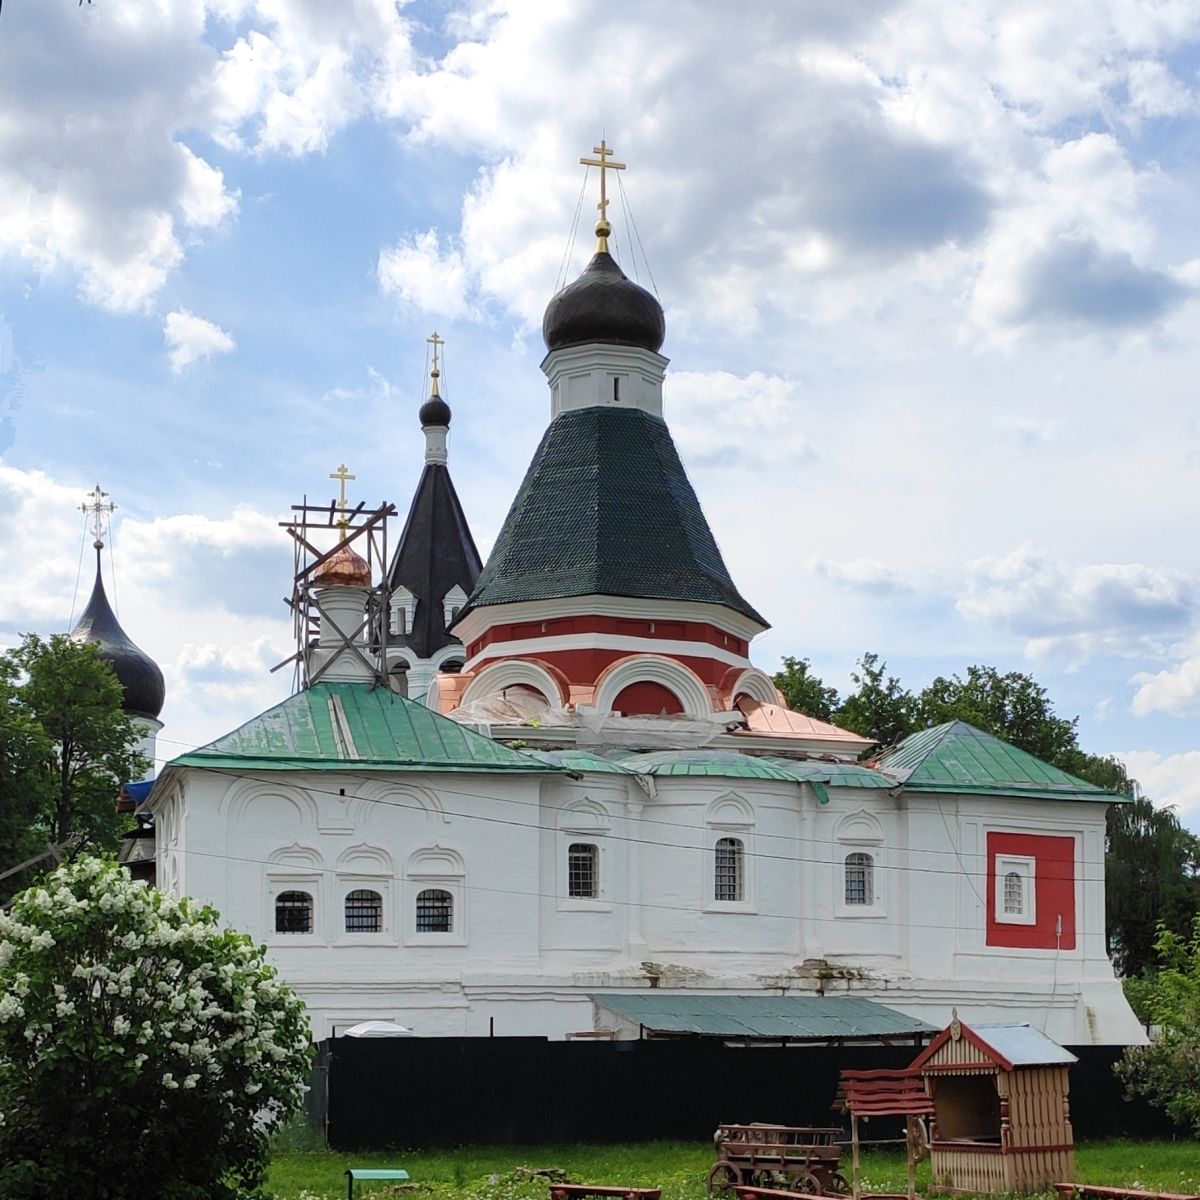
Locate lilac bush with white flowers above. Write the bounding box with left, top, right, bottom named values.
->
left=0, top=856, right=313, bottom=1200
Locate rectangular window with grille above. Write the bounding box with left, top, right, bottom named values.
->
left=275, top=890, right=313, bottom=934
left=416, top=888, right=453, bottom=933
left=1003, top=871, right=1024, bottom=915
left=345, top=888, right=383, bottom=933
left=567, top=843, right=598, bottom=899
left=714, top=837, right=744, bottom=902
left=844, top=853, right=874, bottom=906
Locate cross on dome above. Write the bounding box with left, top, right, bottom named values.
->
left=579, top=138, right=625, bottom=252
left=81, top=482, right=116, bottom=549
left=329, top=463, right=356, bottom=540
left=427, top=331, right=444, bottom=397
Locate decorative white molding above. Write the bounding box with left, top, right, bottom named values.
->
left=351, top=780, right=448, bottom=826
left=268, top=842, right=325, bottom=869
left=453, top=594, right=767, bottom=647
left=556, top=799, right=612, bottom=834
left=593, top=654, right=712, bottom=717
left=726, top=667, right=783, bottom=706
left=706, top=792, right=755, bottom=830
left=391, top=586, right=417, bottom=637
left=443, top=585, right=468, bottom=629
left=542, top=342, right=669, bottom=420
left=220, top=779, right=319, bottom=825
left=459, top=659, right=565, bottom=707
left=335, top=842, right=394, bottom=873
left=464, top=630, right=752, bottom=674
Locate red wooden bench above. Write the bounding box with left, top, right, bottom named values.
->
left=1054, top=1185, right=1199, bottom=1200
left=549, top=1185, right=661, bottom=1200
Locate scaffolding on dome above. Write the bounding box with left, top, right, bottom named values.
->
left=272, top=490, right=398, bottom=692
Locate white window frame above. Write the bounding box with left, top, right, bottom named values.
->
left=335, top=875, right=393, bottom=945
left=994, top=854, right=1037, bottom=926
left=835, top=846, right=886, bottom=918
left=404, top=856, right=466, bottom=946
left=442, top=584, right=468, bottom=629
left=557, top=805, right=612, bottom=912
left=704, top=820, right=757, bottom=915
left=391, top=586, right=417, bottom=637
left=714, top=836, right=746, bottom=903
left=266, top=874, right=323, bottom=944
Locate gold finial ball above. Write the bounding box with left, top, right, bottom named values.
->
left=595, top=218, right=612, bottom=238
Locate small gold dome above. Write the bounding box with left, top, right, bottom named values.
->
left=314, top=543, right=371, bottom=588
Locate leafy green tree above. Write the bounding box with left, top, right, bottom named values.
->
left=772, top=656, right=840, bottom=720
left=0, top=856, right=314, bottom=1200
left=915, top=665, right=1079, bottom=763
left=1117, top=917, right=1200, bottom=1134
left=1106, top=794, right=1200, bottom=977
left=0, top=635, right=146, bottom=870
left=835, top=652, right=918, bottom=747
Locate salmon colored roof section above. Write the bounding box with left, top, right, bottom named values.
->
left=736, top=699, right=875, bottom=747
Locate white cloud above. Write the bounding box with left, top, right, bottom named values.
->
left=809, top=559, right=911, bottom=595
left=957, top=542, right=1193, bottom=661
left=163, top=310, right=236, bottom=373
left=1118, top=748, right=1200, bottom=825
left=667, top=371, right=815, bottom=468
left=1130, top=638, right=1200, bottom=716
left=377, top=230, right=473, bottom=320
left=0, top=2, right=238, bottom=311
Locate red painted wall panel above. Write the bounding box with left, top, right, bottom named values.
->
left=985, top=831, right=1076, bottom=950
left=611, top=681, right=685, bottom=716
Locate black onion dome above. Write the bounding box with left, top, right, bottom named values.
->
left=70, top=554, right=166, bottom=721
left=419, top=396, right=452, bottom=427
left=543, top=251, right=666, bottom=353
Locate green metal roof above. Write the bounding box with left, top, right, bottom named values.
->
left=170, top=682, right=561, bottom=774
left=764, top=759, right=894, bottom=789
left=589, top=994, right=936, bottom=1041
left=875, top=721, right=1126, bottom=801
left=616, top=750, right=800, bottom=780
left=460, top=406, right=767, bottom=626
left=526, top=748, right=635, bottom=774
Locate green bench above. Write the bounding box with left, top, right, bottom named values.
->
left=345, top=1167, right=410, bottom=1200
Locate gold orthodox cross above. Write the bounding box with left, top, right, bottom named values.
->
left=81, top=482, right=116, bottom=546
left=427, top=331, right=444, bottom=396
left=579, top=138, right=625, bottom=241
left=329, top=463, right=356, bottom=539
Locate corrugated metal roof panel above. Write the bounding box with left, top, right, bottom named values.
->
left=589, top=994, right=937, bottom=1040
left=974, top=1023, right=1078, bottom=1066
left=617, top=751, right=799, bottom=780
left=171, top=682, right=561, bottom=774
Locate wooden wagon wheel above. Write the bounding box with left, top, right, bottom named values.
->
left=824, top=1172, right=851, bottom=1195
left=792, top=1170, right=825, bottom=1195
left=706, top=1161, right=741, bottom=1196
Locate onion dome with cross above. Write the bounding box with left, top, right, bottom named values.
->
left=542, top=139, right=665, bottom=354
left=314, top=464, right=371, bottom=588
left=69, top=484, right=166, bottom=721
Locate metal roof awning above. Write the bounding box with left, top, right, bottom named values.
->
left=589, top=994, right=938, bottom=1044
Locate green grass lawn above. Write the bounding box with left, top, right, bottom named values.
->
left=266, top=1139, right=1200, bottom=1200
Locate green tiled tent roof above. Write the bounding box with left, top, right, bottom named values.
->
left=460, top=406, right=767, bottom=626
left=875, top=720, right=1126, bottom=801
left=170, top=682, right=561, bottom=774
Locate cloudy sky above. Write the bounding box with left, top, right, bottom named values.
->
left=2, top=1, right=1200, bottom=822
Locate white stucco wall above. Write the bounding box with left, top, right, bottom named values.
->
left=150, top=764, right=1143, bottom=1045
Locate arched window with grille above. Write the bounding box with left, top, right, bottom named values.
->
left=844, top=852, right=874, bottom=906
left=714, top=836, right=744, bottom=902
left=275, top=890, right=313, bottom=934
left=345, top=888, right=383, bottom=933
left=1003, top=871, right=1024, bottom=916
left=567, top=843, right=599, bottom=899
left=416, top=888, right=453, bottom=933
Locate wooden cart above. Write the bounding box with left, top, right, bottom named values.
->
left=708, top=1124, right=849, bottom=1196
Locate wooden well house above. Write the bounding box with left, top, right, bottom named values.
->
left=911, top=1017, right=1076, bottom=1193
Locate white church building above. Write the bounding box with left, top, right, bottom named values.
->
left=143, top=149, right=1143, bottom=1048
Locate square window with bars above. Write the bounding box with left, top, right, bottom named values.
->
left=345, top=888, right=383, bottom=933
left=567, top=843, right=598, bottom=899
left=415, top=888, right=453, bottom=933
left=275, top=891, right=313, bottom=934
